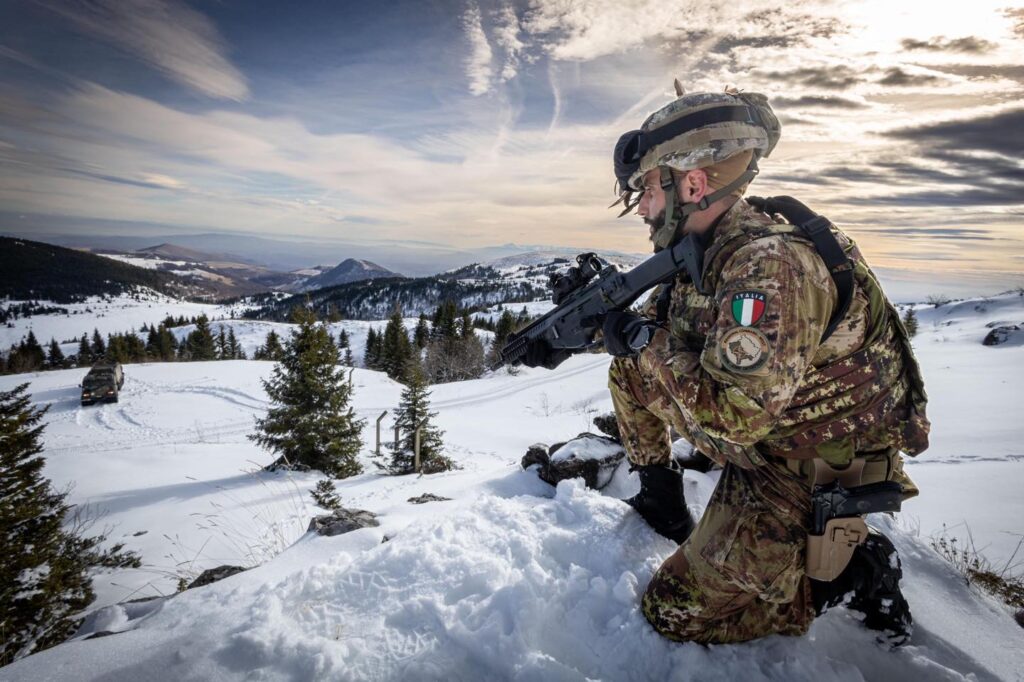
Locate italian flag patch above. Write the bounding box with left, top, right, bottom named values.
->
left=731, top=291, right=767, bottom=326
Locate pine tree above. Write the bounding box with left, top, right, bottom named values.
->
left=216, top=328, right=229, bottom=360
left=227, top=328, right=242, bottom=359
left=413, top=314, right=430, bottom=349
left=310, top=480, right=341, bottom=510
left=249, top=309, right=365, bottom=478
left=902, top=307, right=919, bottom=338
left=343, top=348, right=355, bottom=366
left=380, top=306, right=412, bottom=381
left=185, top=315, right=216, bottom=361
left=364, top=327, right=380, bottom=369
left=154, top=325, right=178, bottom=361
left=257, top=329, right=284, bottom=361
left=46, top=339, right=65, bottom=369
left=8, top=333, right=45, bottom=374
left=90, top=329, right=105, bottom=358
left=76, top=334, right=92, bottom=367
left=337, top=328, right=350, bottom=350
left=487, top=310, right=517, bottom=365
left=0, top=384, right=140, bottom=663
left=387, top=361, right=450, bottom=475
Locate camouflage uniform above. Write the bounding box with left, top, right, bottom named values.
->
left=609, top=199, right=929, bottom=643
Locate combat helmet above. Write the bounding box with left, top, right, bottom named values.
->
left=612, top=83, right=781, bottom=250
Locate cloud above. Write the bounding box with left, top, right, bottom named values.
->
left=493, top=4, right=526, bottom=82
left=901, top=36, right=997, bottom=53
left=878, top=67, right=942, bottom=86
left=772, top=95, right=867, bottom=109
left=1003, top=8, right=1024, bottom=38
left=39, top=0, right=248, bottom=101
left=757, top=65, right=863, bottom=90
left=885, top=107, right=1024, bottom=155
left=462, top=3, right=494, bottom=96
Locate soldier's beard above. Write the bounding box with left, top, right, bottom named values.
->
left=644, top=210, right=665, bottom=241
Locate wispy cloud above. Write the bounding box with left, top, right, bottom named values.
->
left=462, top=2, right=494, bottom=96
left=901, top=36, right=998, bottom=53
left=39, top=0, right=248, bottom=100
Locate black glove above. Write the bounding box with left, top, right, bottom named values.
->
left=602, top=311, right=658, bottom=358
left=521, top=338, right=571, bottom=370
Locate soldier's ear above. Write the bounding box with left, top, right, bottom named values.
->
left=678, top=169, right=708, bottom=202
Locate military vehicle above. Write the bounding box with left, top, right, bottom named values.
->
left=80, top=362, right=125, bottom=406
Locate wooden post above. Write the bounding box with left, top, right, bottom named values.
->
left=375, top=410, right=388, bottom=456
left=414, top=419, right=427, bottom=473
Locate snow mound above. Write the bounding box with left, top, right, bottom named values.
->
left=6, top=479, right=1021, bottom=681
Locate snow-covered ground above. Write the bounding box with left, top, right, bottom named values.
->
left=1, top=292, right=1023, bottom=680
left=0, top=290, right=249, bottom=354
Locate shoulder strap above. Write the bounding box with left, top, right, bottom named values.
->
left=745, top=196, right=854, bottom=343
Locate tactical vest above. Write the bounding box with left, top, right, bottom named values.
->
left=658, top=203, right=930, bottom=468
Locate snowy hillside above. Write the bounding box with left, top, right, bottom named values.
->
left=1, top=292, right=1023, bottom=680
left=1, top=290, right=246, bottom=356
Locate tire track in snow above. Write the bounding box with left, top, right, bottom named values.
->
left=430, top=357, right=610, bottom=411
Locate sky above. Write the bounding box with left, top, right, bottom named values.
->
left=0, top=0, right=1022, bottom=293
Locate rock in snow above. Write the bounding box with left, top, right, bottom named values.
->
left=307, top=508, right=380, bottom=536
left=186, top=565, right=248, bottom=590
left=522, top=433, right=627, bottom=490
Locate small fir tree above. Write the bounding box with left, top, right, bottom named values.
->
left=216, top=328, right=229, bottom=360
left=413, top=314, right=430, bottom=349
left=227, top=328, right=242, bottom=359
left=380, top=306, right=412, bottom=381
left=337, top=328, right=350, bottom=350
left=0, top=384, right=140, bottom=664
left=90, top=329, right=105, bottom=357
left=185, top=315, right=216, bottom=361
left=249, top=309, right=365, bottom=477
left=364, top=327, right=380, bottom=369
left=310, top=479, right=342, bottom=510
left=257, top=329, right=284, bottom=361
left=76, top=334, right=92, bottom=367
left=902, top=307, right=919, bottom=338
left=387, top=361, right=450, bottom=475
left=46, top=339, right=65, bottom=369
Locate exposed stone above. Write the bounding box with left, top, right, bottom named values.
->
left=308, top=508, right=380, bottom=537
left=521, top=443, right=549, bottom=470
left=523, top=433, right=626, bottom=490
left=187, top=565, right=247, bottom=589
left=263, top=456, right=311, bottom=473
left=85, top=630, right=119, bottom=640
left=407, top=493, right=452, bottom=504
left=982, top=325, right=1020, bottom=346
left=1016, top=609, right=1024, bottom=630
left=592, top=412, right=622, bottom=442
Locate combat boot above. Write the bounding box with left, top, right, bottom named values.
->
left=625, top=465, right=695, bottom=544
left=811, top=529, right=913, bottom=646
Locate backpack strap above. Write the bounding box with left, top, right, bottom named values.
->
left=746, top=196, right=854, bottom=343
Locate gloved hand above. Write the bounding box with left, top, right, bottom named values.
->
left=602, top=311, right=658, bottom=358
left=521, top=338, right=571, bottom=370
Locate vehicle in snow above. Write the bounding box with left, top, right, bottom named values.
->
left=80, top=362, right=125, bottom=405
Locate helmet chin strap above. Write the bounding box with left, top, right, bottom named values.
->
left=651, top=161, right=760, bottom=253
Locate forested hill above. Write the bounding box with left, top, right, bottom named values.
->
left=0, top=237, right=180, bottom=302
left=245, top=269, right=548, bottom=321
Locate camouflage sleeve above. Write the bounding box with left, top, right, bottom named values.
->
left=638, top=237, right=836, bottom=462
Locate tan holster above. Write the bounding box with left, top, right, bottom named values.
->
left=806, top=516, right=868, bottom=581
left=805, top=458, right=867, bottom=582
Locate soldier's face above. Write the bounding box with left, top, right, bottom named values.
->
left=637, top=169, right=667, bottom=241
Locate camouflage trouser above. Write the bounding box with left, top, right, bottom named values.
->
left=609, top=357, right=816, bottom=643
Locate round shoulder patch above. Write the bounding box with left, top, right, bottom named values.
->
left=719, top=327, right=770, bottom=372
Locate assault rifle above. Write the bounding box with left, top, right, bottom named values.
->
left=496, top=233, right=704, bottom=369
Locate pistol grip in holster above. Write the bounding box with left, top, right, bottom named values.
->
left=805, top=479, right=904, bottom=582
